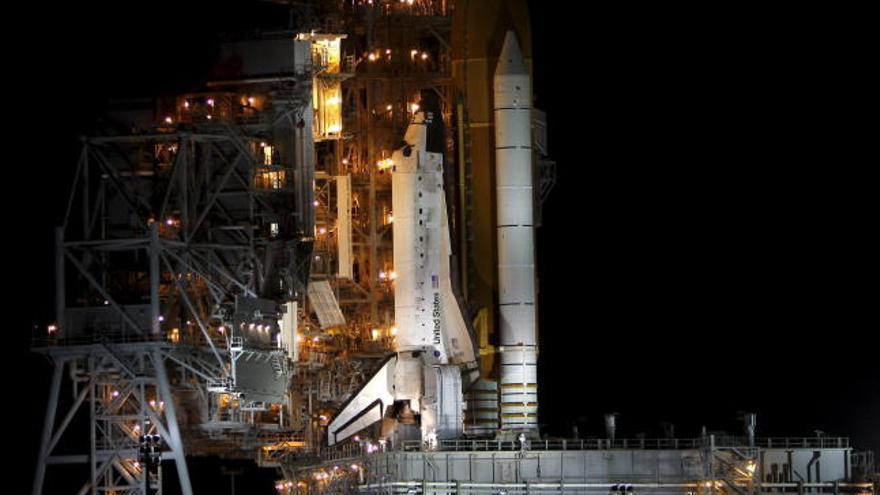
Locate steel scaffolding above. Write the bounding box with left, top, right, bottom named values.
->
left=33, top=62, right=315, bottom=493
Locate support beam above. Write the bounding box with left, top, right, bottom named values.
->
left=150, top=223, right=161, bottom=334
left=33, top=359, right=65, bottom=495
left=151, top=351, right=194, bottom=495
left=160, top=253, right=225, bottom=368
left=64, top=250, right=143, bottom=335
left=47, top=377, right=92, bottom=455
left=55, top=227, right=66, bottom=337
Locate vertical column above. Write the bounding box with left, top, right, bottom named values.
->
left=151, top=351, right=193, bottom=495
left=283, top=301, right=298, bottom=362
left=369, top=155, right=379, bottom=323
left=89, top=362, right=97, bottom=495
left=32, top=359, right=64, bottom=495
left=149, top=223, right=161, bottom=335
left=336, top=175, right=353, bottom=279
left=494, top=31, right=538, bottom=434
left=54, top=227, right=66, bottom=338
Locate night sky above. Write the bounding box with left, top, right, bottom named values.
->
left=10, top=1, right=876, bottom=493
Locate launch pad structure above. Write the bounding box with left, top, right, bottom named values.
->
left=30, top=1, right=876, bottom=495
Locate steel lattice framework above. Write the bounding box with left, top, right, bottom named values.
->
left=33, top=343, right=214, bottom=495
left=33, top=73, right=315, bottom=494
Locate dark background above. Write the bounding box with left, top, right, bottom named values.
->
left=9, top=1, right=876, bottom=493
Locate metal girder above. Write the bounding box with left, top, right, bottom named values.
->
left=151, top=350, right=193, bottom=495
left=36, top=42, right=320, bottom=493
left=160, top=252, right=225, bottom=369
left=31, top=344, right=220, bottom=495
left=64, top=249, right=143, bottom=335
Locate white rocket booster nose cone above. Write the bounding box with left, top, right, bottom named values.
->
left=496, top=30, right=527, bottom=76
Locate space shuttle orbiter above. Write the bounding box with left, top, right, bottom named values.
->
left=327, top=108, right=478, bottom=446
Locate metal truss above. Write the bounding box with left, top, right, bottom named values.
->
left=34, top=75, right=314, bottom=493
left=701, top=435, right=759, bottom=495
left=32, top=343, right=221, bottom=495
left=61, top=127, right=312, bottom=312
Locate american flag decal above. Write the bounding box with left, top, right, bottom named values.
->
left=431, top=275, right=439, bottom=289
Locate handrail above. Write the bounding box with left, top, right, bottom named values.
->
left=300, top=436, right=853, bottom=465
left=388, top=436, right=851, bottom=452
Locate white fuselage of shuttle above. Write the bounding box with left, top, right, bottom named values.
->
left=327, top=111, right=477, bottom=446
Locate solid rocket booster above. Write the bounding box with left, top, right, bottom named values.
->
left=494, top=31, right=538, bottom=433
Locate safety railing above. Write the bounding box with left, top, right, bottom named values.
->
left=32, top=330, right=228, bottom=350
left=757, top=437, right=850, bottom=449
left=358, top=481, right=876, bottom=495
left=391, top=436, right=851, bottom=452
left=32, top=332, right=170, bottom=348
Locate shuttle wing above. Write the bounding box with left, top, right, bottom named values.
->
left=327, top=355, right=396, bottom=446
